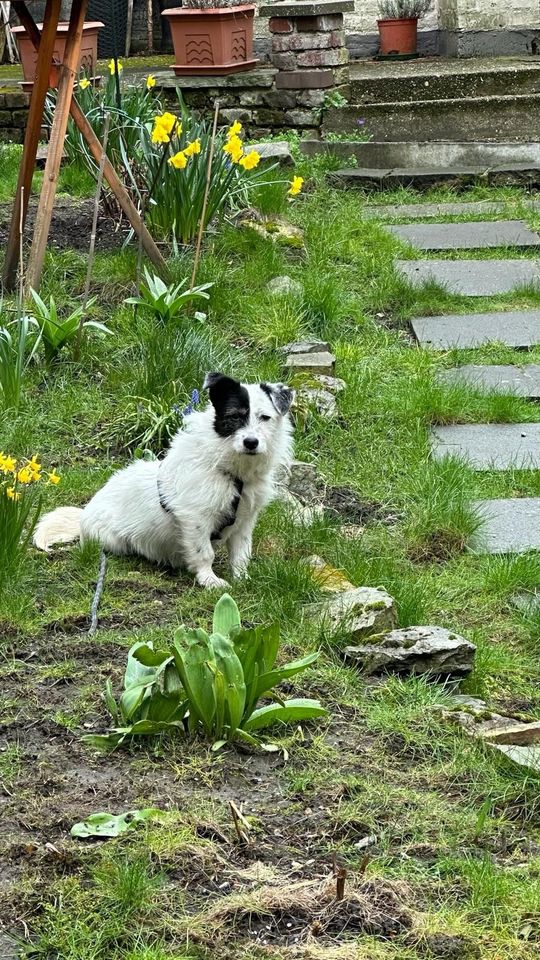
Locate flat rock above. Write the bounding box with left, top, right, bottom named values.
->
left=364, top=200, right=540, bottom=220
left=286, top=351, right=336, bottom=375
left=278, top=339, right=330, bottom=356
left=398, top=259, right=540, bottom=296
left=411, top=309, right=540, bottom=349
left=267, top=275, right=304, bottom=297
left=300, top=386, right=337, bottom=418
left=431, top=423, right=540, bottom=469
left=437, top=364, right=540, bottom=397
left=482, top=720, right=540, bottom=745
left=307, top=556, right=356, bottom=593
left=254, top=141, right=294, bottom=165
left=491, top=744, right=540, bottom=773
left=388, top=220, right=540, bottom=251
left=309, top=585, right=397, bottom=641
left=471, top=498, right=540, bottom=554
left=282, top=491, right=323, bottom=526
left=313, top=374, right=346, bottom=393
left=286, top=460, right=323, bottom=502
left=343, top=625, right=475, bottom=677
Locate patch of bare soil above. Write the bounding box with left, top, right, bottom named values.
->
left=0, top=197, right=130, bottom=252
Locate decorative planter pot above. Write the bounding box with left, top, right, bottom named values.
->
left=12, top=20, right=104, bottom=86
left=162, top=6, right=258, bottom=76
left=377, top=17, right=418, bottom=56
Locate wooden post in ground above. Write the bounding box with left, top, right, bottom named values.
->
left=25, top=0, right=88, bottom=293
left=3, top=0, right=62, bottom=290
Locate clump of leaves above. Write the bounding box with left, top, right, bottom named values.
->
left=125, top=269, right=212, bottom=325
left=28, top=290, right=110, bottom=364
left=71, top=808, right=162, bottom=839
left=85, top=595, right=326, bottom=751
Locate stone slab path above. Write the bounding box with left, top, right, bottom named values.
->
left=471, top=499, right=540, bottom=553
left=389, top=220, right=540, bottom=251
left=398, top=259, right=540, bottom=296
left=365, top=200, right=540, bottom=220
left=438, top=364, right=540, bottom=397
left=411, top=310, right=540, bottom=348
left=431, top=423, right=540, bottom=469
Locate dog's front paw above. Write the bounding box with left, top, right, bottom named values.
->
left=196, top=571, right=230, bottom=590
left=231, top=565, right=250, bottom=581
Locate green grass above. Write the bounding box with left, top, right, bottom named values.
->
left=1, top=145, right=540, bottom=960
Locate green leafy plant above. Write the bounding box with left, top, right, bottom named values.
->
left=125, top=269, right=212, bottom=325
left=0, top=313, right=40, bottom=411
left=86, top=595, right=327, bottom=751
left=378, top=0, right=432, bottom=17
left=28, top=290, right=110, bottom=364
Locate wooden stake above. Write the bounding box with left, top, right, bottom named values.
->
left=125, top=0, right=134, bottom=57
left=25, top=0, right=89, bottom=293
left=75, top=112, right=110, bottom=360
left=3, top=0, right=63, bottom=289
left=146, top=0, right=153, bottom=54
left=190, top=99, right=219, bottom=290
left=18, top=185, right=25, bottom=309
left=229, top=800, right=250, bottom=845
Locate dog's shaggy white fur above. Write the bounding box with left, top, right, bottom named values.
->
left=34, top=374, right=294, bottom=588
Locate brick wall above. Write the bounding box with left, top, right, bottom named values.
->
left=0, top=91, right=29, bottom=144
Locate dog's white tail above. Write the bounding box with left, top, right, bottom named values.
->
left=34, top=507, right=83, bottom=552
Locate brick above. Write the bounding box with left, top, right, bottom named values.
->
left=218, top=107, right=252, bottom=125
left=263, top=89, right=298, bottom=109
left=276, top=70, right=335, bottom=89
left=271, top=30, right=344, bottom=51
left=332, top=66, right=350, bottom=84
left=284, top=108, right=322, bottom=126
left=238, top=90, right=266, bottom=106
left=271, top=51, right=298, bottom=71
left=297, top=47, right=349, bottom=67
left=296, top=14, right=343, bottom=30
left=12, top=110, right=30, bottom=128
left=254, top=108, right=286, bottom=126
left=0, top=111, right=12, bottom=126
left=4, top=92, right=29, bottom=108
left=296, top=88, right=327, bottom=107
left=269, top=16, right=294, bottom=33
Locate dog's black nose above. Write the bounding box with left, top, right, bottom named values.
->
left=243, top=437, right=259, bottom=451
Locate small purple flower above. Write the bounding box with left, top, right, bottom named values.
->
left=191, top=388, right=200, bottom=406
left=357, top=118, right=366, bottom=126
left=180, top=388, right=201, bottom=418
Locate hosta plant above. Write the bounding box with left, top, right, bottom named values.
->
left=28, top=290, right=110, bottom=364
left=125, top=269, right=212, bottom=325
left=86, top=595, right=326, bottom=751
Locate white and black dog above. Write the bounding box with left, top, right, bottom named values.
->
left=34, top=374, right=294, bottom=588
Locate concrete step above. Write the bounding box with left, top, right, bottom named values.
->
left=349, top=58, right=540, bottom=105
left=323, top=93, right=540, bottom=142
left=330, top=165, right=540, bottom=192
left=301, top=140, right=540, bottom=169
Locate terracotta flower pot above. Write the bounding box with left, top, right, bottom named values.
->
left=12, top=20, right=104, bottom=87
left=377, top=17, right=418, bottom=56
left=162, top=5, right=258, bottom=76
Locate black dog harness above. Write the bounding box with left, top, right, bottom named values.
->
left=157, top=468, right=244, bottom=539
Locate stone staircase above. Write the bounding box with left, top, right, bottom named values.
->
left=325, top=56, right=540, bottom=142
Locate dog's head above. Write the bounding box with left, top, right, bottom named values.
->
left=203, top=373, right=294, bottom=456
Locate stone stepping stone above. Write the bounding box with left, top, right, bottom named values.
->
left=438, top=364, right=540, bottom=397
left=365, top=200, right=540, bottom=220
left=431, top=423, right=540, bottom=469
left=285, top=351, right=335, bottom=376
left=472, top=498, right=540, bottom=553
left=388, top=221, right=540, bottom=251
left=398, top=259, right=540, bottom=296
left=411, top=309, right=540, bottom=349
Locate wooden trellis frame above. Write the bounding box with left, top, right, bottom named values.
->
left=3, top=0, right=167, bottom=293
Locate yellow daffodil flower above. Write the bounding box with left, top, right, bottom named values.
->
left=183, top=139, right=201, bottom=157
left=168, top=150, right=188, bottom=169
left=239, top=150, right=261, bottom=171
left=288, top=175, right=304, bottom=197
left=79, top=77, right=91, bottom=90
left=151, top=112, right=181, bottom=144
left=108, top=58, right=123, bottom=75
left=0, top=453, right=16, bottom=473
left=227, top=120, right=242, bottom=139
left=6, top=487, right=21, bottom=502
left=47, top=469, right=61, bottom=485
left=223, top=135, right=243, bottom=163
left=17, top=466, right=33, bottom=485
left=146, top=75, right=156, bottom=90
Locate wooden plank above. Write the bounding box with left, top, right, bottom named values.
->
left=68, top=98, right=168, bottom=276
left=2, top=0, right=62, bottom=290
left=25, top=0, right=89, bottom=292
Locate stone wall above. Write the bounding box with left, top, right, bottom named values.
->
left=0, top=90, right=29, bottom=144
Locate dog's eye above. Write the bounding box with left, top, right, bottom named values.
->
left=259, top=414, right=271, bottom=422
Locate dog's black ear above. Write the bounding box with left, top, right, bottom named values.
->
left=260, top=382, right=295, bottom=416
left=203, top=372, right=246, bottom=412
